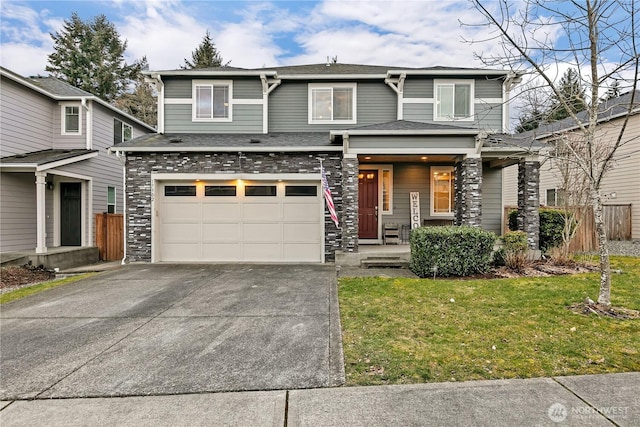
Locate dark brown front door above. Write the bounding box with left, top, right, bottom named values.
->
left=358, top=170, right=378, bottom=239
left=60, top=182, right=81, bottom=246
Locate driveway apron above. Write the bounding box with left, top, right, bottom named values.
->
left=0, top=264, right=344, bottom=399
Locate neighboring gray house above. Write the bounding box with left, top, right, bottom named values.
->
left=112, top=63, right=540, bottom=263
left=503, top=90, right=640, bottom=239
left=0, top=67, right=156, bottom=255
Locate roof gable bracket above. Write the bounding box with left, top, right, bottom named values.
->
left=261, top=74, right=282, bottom=94
left=384, top=72, right=406, bottom=94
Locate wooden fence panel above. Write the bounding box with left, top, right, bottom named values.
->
left=503, top=204, right=631, bottom=252
left=95, top=213, right=124, bottom=261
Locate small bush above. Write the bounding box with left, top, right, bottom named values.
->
left=507, top=208, right=572, bottom=253
left=409, top=226, right=496, bottom=278
left=501, top=231, right=528, bottom=272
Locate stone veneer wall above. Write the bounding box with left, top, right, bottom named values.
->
left=125, top=151, right=343, bottom=262
left=341, top=157, right=359, bottom=252
left=517, top=160, right=540, bottom=249
left=455, top=157, right=483, bottom=227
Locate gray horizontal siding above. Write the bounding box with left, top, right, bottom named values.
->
left=403, top=78, right=433, bottom=98
left=269, top=81, right=396, bottom=132
left=475, top=78, right=503, bottom=98
left=164, top=104, right=263, bottom=133
left=403, top=103, right=433, bottom=122
left=0, top=172, right=38, bottom=251
left=482, top=164, right=503, bottom=234
left=350, top=135, right=475, bottom=150
left=381, top=163, right=431, bottom=227
left=474, top=103, right=502, bottom=132
left=0, top=78, right=55, bottom=156
left=164, top=78, right=262, bottom=99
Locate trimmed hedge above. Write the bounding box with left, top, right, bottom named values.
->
left=508, top=208, right=570, bottom=252
left=409, top=226, right=496, bottom=278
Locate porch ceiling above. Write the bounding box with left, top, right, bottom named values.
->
left=358, top=154, right=458, bottom=163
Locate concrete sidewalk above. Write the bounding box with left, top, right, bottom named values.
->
left=2, top=372, right=638, bottom=426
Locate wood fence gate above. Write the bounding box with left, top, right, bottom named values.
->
left=95, top=213, right=124, bottom=261
left=503, top=204, right=632, bottom=252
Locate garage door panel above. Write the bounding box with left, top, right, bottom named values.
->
left=283, top=223, right=320, bottom=242
left=202, top=223, right=241, bottom=241
left=243, top=223, right=281, bottom=242
left=283, top=203, right=321, bottom=221
left=162, top=202, right=200, bottom=221
left=161, top=243, right=201, bottom=261
left=162, top=223, right=201, bottom=243
left=243, top=203, right=280, bottom=221
left=284, top=244, right=320, bottom=262
left=202, top=202, right=240, bottom=220
left=243, top=243, right=281, bottom=261
left=202, top=243, right=242, bottom=260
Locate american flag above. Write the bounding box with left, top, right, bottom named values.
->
left=321, top=165, right=339, bottom=227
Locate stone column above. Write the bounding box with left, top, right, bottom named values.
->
left=341, top=155, right=359, bottom=252
left=517, top=159, right=540, bottom=249
left=454, top=162, right=463, bottom=226
left=456, top=156, right=483, bottom=227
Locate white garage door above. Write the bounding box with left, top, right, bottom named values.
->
left=158, top=180, right=323, bottom=262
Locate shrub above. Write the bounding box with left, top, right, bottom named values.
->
left=507, top=208, right=572, bottom=253
left=409, top=226, right=496, bottom=278
left=501, top=231, right=528, bottom=272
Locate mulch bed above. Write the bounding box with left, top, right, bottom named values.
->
left=0, top=265, right=55, bottom=293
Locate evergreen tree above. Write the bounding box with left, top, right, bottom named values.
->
left=46, top=13, right=142, bottom=102
left=546, top=68, right=587, bottom=121
left=181, top=30, right=228, bottom=69
left=515, top=107, right=545, bottom=133
left=112, top=57, right=157, bottom=127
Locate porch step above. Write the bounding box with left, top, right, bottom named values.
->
left=361, top=257, right=409, bottom=269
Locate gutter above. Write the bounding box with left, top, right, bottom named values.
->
left=110, top=145, right=343, bottom=153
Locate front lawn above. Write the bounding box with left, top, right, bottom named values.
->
left=339, top=256, right=640, bottom=386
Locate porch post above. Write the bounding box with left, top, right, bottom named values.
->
left=517, top=158, right=540, bottom=249
left=341, top=154, right=359, bottom=252
left=457, top=155, right=483, bottom=227
left=35, top=171, right=47, bottom=254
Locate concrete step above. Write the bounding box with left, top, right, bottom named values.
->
left=361, top=258, right=409, bottom=269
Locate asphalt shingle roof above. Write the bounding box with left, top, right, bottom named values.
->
left=1, top=149, right=97, bottom=165
left=348, top=120, right=478, bottom=131
left=28, top=77, right=94, bottom=97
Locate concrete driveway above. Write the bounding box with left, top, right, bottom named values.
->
left=0, top=264, right=344, bottom=399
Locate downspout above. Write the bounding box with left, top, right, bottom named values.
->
left=146, top=74, right=164, bottom=133
left=114, top=149, right=128, bottom=265
left=385, top=72, right=405, bottom=120
left=502, top=72, right=522, bottom=133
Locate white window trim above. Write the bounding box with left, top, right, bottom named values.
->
left=60, top=102, right=82, bottom=135
left=430, top=165, right=455, bottom=217
left=308, top=82, right=357, bottom=124
left=192, top=80, right=233, bottom=122
left=433, top=79, right=475, bottom=122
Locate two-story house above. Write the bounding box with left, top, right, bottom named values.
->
left=112, top=63, right=541, bottom=264
left=0, top=67, right=156, bottom=264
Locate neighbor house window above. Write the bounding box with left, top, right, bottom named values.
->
left=431, top=166, right=455, bottom=216
left=113, top=119, right=133, bottom=143
left=546, top=188, right=565, bottom=206
left=61, top=103, right=81, bottom=134
left=107, top=186, right=116, bottom=213
left=308, top=83, right=356, bottom=124
left=434, top=80, right=474, bottom=121
left=192, top=80, right=232, bottom=121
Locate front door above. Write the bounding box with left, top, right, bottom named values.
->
left=358, top=170, right=378, bottom=239
left=60, top=182, right=81, bottom=246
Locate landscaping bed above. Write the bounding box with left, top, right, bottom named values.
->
left=0, top=265, right=55, bottom=294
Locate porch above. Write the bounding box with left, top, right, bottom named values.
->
left=0, top=246, right=99, bottom=270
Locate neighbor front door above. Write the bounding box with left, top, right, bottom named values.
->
left=60, top=182, right=81, bottom=246
left=358, top=170, right=378, bottom=239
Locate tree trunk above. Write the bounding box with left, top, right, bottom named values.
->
left=592, top=192, right=611, bottom=307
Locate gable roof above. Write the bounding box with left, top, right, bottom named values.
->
left=0, top=66, right=156, bottom=132
left=0, top=149, right=98, bottom=171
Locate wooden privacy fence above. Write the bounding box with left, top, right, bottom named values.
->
left=503, top=204, right=632, bottom=252
left=95, top=213, right=124, bottom=261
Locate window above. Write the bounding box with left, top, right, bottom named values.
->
left=107, top=187, right=116, bottom=214
left=546, top=188, right=565, bottom=206
left=308, top=83, right=356, bottom=124
left=431, top=166, right=454, bottom=216
left=382, top=169, right=392, bottom=213
left=245, top=185, right=277, bottom=196
left=164, top=186, right=196, bottom=196
left=205, top=185, right=237, bottom=196
left=285, top=185, right=318, bottom=197
left=61, top=104, right=81, bottom=134
left=192, top=80, right=232, bottom=121
left=114, top=119, right=133, bottom=143
left=434, top=80, right=474, bottom=121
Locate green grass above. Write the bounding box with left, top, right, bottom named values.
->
left=338, top=256, right=640, bottom=386
left=0, top=273, right=95, bottom=304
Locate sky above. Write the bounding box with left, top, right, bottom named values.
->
left=1, top=1, right=637, bottom=99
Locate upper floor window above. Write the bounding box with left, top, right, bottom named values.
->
left=192, top=80, right=232, bottom=121
left=114, top=119, right=132, bottom=143
left=308, top=83, right=356, bottom=124
left=61, top=103, right=81, bottom=134
left=107, top=186, right=116, bottom=213
left=430, top=166, right=455, bottom=216
left=434, top=80, right=474, bottom=121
